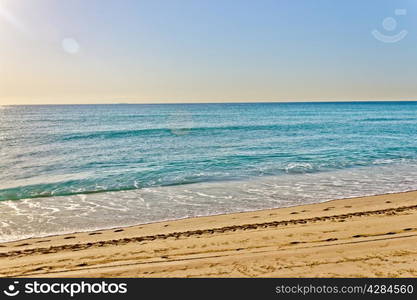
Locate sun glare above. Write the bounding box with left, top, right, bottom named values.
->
left=0, top=2, right=26, bottom=33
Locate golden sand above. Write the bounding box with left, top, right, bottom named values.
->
left=1, top=191, right=417, bottom=277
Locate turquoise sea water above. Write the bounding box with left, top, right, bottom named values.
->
left=1, top=102, right=417, bottom=241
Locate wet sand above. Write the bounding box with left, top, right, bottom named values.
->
left=1, top=191, right=417, bottom=277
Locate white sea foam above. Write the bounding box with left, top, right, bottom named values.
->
left=1, top=161, right=417, bottom=242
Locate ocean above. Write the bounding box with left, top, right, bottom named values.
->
left=1, top=102, right=417, bottom=242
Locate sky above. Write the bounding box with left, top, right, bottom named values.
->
left=0, top=0, right=417, bottom=105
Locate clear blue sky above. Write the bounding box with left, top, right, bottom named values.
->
left=1, top=0, right=416, bottom=104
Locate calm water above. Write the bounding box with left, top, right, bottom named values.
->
left=1, top=102, right=417, bottom=242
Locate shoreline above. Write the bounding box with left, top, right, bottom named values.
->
left=3, top=158, right=417, bottom=245
left=1, top=190, right=417, bottom=277
left=2, top=188, right=417, bottom=244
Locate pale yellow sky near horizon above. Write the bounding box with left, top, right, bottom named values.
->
left=1, top=0, right=417, bottom=105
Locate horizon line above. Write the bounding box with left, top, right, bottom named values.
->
left=2, top=99, right=417, bottom=106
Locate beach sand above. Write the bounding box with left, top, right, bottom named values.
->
left=1, top=191, right=417, bottom=278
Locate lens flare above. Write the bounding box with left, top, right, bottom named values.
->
left=62, top=38, right=80, bottom=54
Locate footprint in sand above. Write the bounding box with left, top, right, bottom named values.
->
left=290, top=212, right=299, bottom=215
left=403, top=228, right=414, bottom=231
left=114, top=229, right=124, bottom=233
left=76, top=263, right=88, bottom=267
left=36, top=240, right=51, bottom=243
left=16, top=243, right=30, bottom=247
left=64, top=236, right=75, bottom=240
left=89, top=232, right=102, bottom=236
left=323, top=207, right=335, bottom=211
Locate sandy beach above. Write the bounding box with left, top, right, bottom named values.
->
left=1, top=191, right=417, bottom=278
